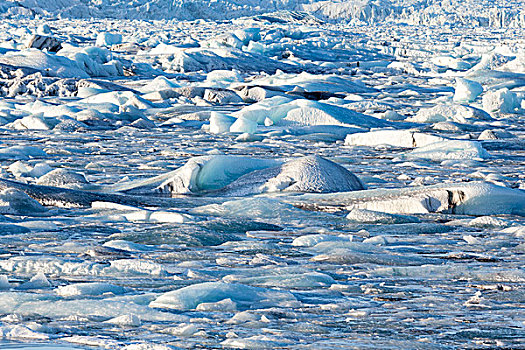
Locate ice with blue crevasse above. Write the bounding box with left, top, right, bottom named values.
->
left=0, top=0, right=524, bottom=349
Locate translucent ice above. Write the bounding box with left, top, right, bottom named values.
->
left=149, top=282, right=297, bottom=310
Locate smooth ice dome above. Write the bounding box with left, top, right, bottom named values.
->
left=217, top=155, right=365, bottom=195
left=36, top=168, right=89, bottom=188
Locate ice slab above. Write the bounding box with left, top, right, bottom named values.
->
left=401, top=140, right=489, bottom=161
left=149, top=282, right=297, bottom=310
left=345, top=130, right=445, bottom=148
left=287, top=182, right=525, bottom=216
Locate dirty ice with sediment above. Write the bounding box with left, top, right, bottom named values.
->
left=0, top=0, right=524, bottom=348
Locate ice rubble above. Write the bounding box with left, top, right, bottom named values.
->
left=149, top=282, right=297, bottom=310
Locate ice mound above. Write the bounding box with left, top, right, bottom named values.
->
left=227, top=97, right=391, bottom=132
left=402, top=140, right=489, bottom=161
left=36, top=168, right=88, bottom=188
left=149, top=282, right=297, bottom=310
left=216, top=155, right=365, bottom=196
left=290, top=182, right=525, bottom=216
left=0, top=188, right=47, bottom=215
left=344, top=129, right=445, bottom=148
left=126, top=155, right=279, bottom=195
left=8, top=114, right=59, bottom=130
left=410, top=104, right=492, bottom=124
left=282, top=100, right=391, bottom=128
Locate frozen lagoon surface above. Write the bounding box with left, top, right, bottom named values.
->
left=0, top=0, right=524, bottom=349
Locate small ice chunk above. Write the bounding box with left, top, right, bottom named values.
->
left=482, top=88, right=520, bottom=113
left=96, top=32, right=122, bottom=47
left=0, top=188, right=47, bottom=215
left=411, top=104, right=491, bottom=124
left=453, top=78, right=483, bottom=103
left=9, top=115, right=59, bottom=130
left=104, top=314, right=141, bottom=327
left=346, top=209, right=420, bottom=224
left=0, top=324, right=49, bottom=340
left=402, top=140, right=489, bottom=161
left=0, top=275, right=12, bottom=289
left=56, top=282, right=127, bottom=297
left=478, top=129, right=515, bottom=140
left=209, top=111, right=235, bottom=134
left=227, top=311, right=260, bottom=325
left=7, top=161, right=33, bottom=178
left=196, top=298, right=238, bottom=312
left=108, top=259, right=167, bottom=276
left=292, top=234, right=352, bottom=247
left=468, top=216, right=512, bottom=228
left=235, top=133, right=263, bottom=142
left=229, top=117, right=257, bottom=134
left=164, top=323, right=199, bottom=337
left=18, top=272, right=51, bottom=290
left=103, top=240, right=154, bottom=252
